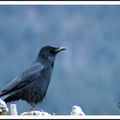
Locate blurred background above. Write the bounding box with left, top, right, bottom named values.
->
left=0, top=5, right=120, bottom=115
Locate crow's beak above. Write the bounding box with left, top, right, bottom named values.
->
left=55, top=47, right=66, bottom=53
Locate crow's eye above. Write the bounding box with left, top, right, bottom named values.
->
left=50, top=48, right=57, bottom=54
left=50, top=49, right=54, bottom=54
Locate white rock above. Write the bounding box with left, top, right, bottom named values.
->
left=0, top=98, right=9, bottom=115
left=70, top=105, right=85, bottom=116
left=21, top=110, right=52, bottom=116
left=10, top=104, right=18, bottom=115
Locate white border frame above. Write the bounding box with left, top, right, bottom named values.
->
left=0, top=1, right=119, bottom=5
left=0, top=1, right=120, bottom=119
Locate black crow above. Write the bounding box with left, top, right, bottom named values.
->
left=0, top=45, right=66, bottom=108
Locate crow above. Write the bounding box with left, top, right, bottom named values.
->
left=0, top=45, right=66, bottom=108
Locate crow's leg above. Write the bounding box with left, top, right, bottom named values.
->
left=30, top=104, right=37, bottom=111
left=29, top=103, right=44, bottom=112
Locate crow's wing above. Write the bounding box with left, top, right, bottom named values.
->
left=0, top=62, right=44, bottom=97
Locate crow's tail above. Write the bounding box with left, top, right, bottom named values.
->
left=4, top=94, right=19, bottom=103
left=0, top=91, right=6, bottom=97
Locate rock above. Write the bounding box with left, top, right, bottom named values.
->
left=70, top=105, right=85, bottom=116
left=0, top=98, right=9, bottom=115
left=10, top=104, right=18, bottom=115
left=21, top=110, right=52, bottom=116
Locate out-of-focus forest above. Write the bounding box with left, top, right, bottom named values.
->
left=0, top=5, right=120, bottom=115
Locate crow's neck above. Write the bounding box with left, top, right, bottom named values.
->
left=37, top=56, right=55, bottom=68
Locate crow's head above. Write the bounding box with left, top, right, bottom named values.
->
left=38, top=45, right=66, bottom=61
